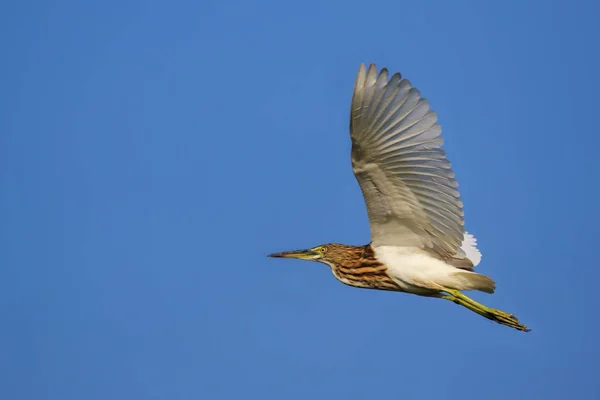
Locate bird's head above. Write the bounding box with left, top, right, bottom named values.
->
left=268, top=243, right=363, bottom=267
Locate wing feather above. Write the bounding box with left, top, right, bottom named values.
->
left=350, top=63, right=468, bottom=260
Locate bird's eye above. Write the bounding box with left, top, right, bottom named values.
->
left=319, top=247, right=327, bottom=254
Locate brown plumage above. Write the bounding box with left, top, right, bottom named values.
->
left=318, top=244, right=401, bottom=291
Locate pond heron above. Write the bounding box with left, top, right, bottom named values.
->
left=269, top=64, right=529, bottom=332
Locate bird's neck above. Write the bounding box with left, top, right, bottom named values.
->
left=332, top=243, right=382, bottom=269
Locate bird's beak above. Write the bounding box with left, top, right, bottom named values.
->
left=267, top=249, right=319, bottom=260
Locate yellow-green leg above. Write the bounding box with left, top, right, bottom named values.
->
left=442, top=289, right=530, bottom=332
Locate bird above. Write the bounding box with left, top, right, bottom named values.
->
left=268, top=63, right=530, bottom=332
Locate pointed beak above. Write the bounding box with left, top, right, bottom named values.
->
left=267, top=249, right=319, bottom=260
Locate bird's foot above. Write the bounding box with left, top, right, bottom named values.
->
left=442, top=289, right=530, bottom=332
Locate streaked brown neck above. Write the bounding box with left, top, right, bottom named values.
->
left=329, top=244, right=400, bottom=291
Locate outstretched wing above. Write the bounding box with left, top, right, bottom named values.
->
left=350, top=63, right=466, bottom=261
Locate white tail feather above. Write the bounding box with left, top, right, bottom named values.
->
left=461, top=232, right=482, bottom=266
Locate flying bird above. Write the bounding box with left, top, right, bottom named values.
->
left=269, top=63, right=529, bottom=332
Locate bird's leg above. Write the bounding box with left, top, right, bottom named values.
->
left=442, top=289, right=530, bottom=332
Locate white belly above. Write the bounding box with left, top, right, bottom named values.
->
left=374, top=245, right=456, bottom=294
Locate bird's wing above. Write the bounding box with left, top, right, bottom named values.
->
left=350, top=63, right=465, bottom=260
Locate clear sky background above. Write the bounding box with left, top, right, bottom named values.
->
left=2, top=1, right=599, bottom=399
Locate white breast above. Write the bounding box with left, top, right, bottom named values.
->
left=373, top=245, right=457, bottom=294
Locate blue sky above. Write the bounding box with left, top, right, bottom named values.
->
left=2, top=0, right=599, bottom=399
